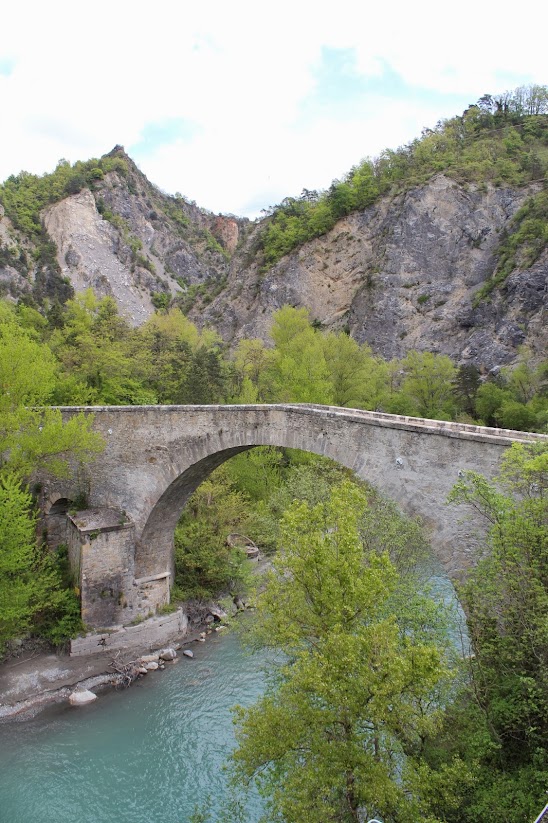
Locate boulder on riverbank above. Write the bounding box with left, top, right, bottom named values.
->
left=159, top=648, right=177, bottom=661
left=69, top=689, right=97, bottom=706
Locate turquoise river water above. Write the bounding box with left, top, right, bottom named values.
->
left=0, top=632, right=268, bottom=823
left=0, top=566, right=463, bottom=823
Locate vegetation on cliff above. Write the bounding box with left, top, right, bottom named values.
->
left=0, top=155, right=127, bottom=241
left=259, top=86, right=548, bottom=286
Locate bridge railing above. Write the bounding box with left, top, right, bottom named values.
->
left=289, top=403, right=547, bottom=443
left=55, top=403, right=547, bottom=445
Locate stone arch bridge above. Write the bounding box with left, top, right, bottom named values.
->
left=43, top=404, right=546, bottom=629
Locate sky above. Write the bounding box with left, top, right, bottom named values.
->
left=1, top=1, right=547, bottom=218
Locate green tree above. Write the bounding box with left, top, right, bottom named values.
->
left=504, top=347, right=546, bottom=404
left=0, top=308, right=101, bottom=477
left=232, top=338, right=273, bottom=402
left=183, top=346, right=227, bottom=405
left=0, top=475, right=44, bottom=650
left=475, top=381, right=509, bottom=426
left=0, top=475, right=83, bottom=652
left=0, top=301, right=101, bottom=649
left=399, top=351, right=457, bottom=419
left=131, top=308, right=200, bottom=403
left=322, top=331, right=387, bottom=409
left=231, top=481, right=460, bottom=822
left=48, top=291, right=150, bottom=405
left=267, top=306, right=333, bottom=404
left=439, top=442, right=548, bottom=821
left=174, top=467, right=252, bottom=599
left=453, top=364, right=481, bottom=418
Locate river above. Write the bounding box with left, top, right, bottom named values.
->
left=0, top=563, right=464, bottom=823
left=0, top=631, right=268, bottom=823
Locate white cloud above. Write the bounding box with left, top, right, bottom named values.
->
left=1, top=0, right=546, bottom=216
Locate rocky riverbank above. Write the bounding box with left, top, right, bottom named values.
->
left=0, top=603, right=234, bottom=721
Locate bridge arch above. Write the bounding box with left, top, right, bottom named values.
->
left=50, top=404, right=545, bottom=626
left=135, top=423, right=361, bottom=584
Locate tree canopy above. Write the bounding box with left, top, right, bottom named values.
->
left=230, top=481, right=461, bottom=823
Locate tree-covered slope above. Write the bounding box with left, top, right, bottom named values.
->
left=197, top=87, right=547, bottom=369
left=257, top=86, right=548, bottom=271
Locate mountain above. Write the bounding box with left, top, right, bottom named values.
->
left=0, top=92, right=547, bottom=371
left=0, top=146, right=251, bottom=325
left=198, top=173, right=546, bottom=370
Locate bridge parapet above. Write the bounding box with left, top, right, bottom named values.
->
left=291, top=403, right=545, bottom=444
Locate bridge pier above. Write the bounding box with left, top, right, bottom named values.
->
left=66, top=508, right=136, bottom=627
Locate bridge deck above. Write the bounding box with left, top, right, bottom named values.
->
left=57, top=403, right=547, bottom=446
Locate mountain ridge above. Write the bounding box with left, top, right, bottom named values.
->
left=1, top=92, right=547, bottom=370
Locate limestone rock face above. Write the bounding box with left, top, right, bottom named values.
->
left=197, top=176, right=546, bottom=370
left=38, top=148, right=250, bottom=326
left=0, top=208, right=32, bottom=301
left=1, top=146, right=545, bottom=370
left=44, top=189, right=156, bottom=325
left=211, top=216, right=239, bottom=254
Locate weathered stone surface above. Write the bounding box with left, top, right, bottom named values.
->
left=145, top=661, right=159, bottom=671
left=46, top=404, right=547, bottom=630
left=69, top=609, right=188, bottom=656
left=197, top=176, right=546, bottom=370
left=159, top=648, right=177, bottom=661
left=182, top=649, right=194, bottom=658
left=140, top=654, right=160, bottom=664
left=44, top=189, right=156, bottom=326
left=39, top=149, right=248, bottom=327
left=69, top=689, right=97, bottom=706
left=2, top=151, right=545, bottom=369
left=207, top=605, right=227, bottom=621
left=66, top=507, right=134, bottom=628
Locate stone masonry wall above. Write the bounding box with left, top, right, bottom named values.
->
left=42, top=404, right=547, bottom=627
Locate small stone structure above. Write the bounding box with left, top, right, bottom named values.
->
left=42, top=403, right=547, bottom=630
left=67, top=508, right=135, bottom=627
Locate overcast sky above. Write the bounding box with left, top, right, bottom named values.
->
left=1, top=1, right=546, bottom=218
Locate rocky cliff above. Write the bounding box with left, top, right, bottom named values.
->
left=0, top=150, right=545, bottom=370
left=199, top=174, right=546, bottom=370
left=0, top=147, right=251, bottom=326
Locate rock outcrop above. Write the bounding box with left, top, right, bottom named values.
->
left=44, top=188, right=157, bottom=325
left=197, top=175, right=547, bottom=370
left=0, top=148, right=545, bottom=370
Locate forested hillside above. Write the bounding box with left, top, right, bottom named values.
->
left=259, top=86, right=548, bottom=267
left=0, top=86, right=546, bottom=369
